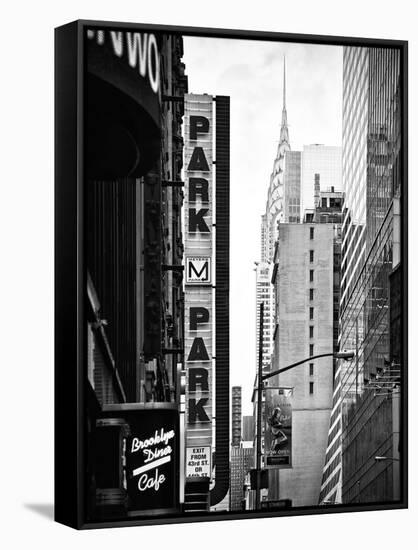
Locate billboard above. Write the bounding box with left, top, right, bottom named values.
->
left=184, top=94, right=214, bottom=476
left=264, top=389, right=293, bottom=468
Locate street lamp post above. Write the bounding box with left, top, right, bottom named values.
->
left=254, top=347, right=355, bottom=510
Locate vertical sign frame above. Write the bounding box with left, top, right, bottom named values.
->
left=184, top=95, right=214, bottom=477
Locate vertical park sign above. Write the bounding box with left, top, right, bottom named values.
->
left=184, top=94, right=214, bottom=479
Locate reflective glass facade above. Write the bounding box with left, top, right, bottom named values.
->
left=339, top=47, right=401, bottom=504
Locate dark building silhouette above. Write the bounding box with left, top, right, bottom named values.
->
left=84, top=31, right=188, bottom=519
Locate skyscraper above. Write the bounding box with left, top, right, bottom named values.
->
left=230, top=388, right=254, bottom=511
left=338, top=46, right=402, bottom=504
left=232, top=386, right=242, bottom=447
left=268, top=218, right=340, bottom=506
left=257, top=58, right=290, bottom=377
left=255, top=262, right=275, bottom=372
left=262, top=58, right=291, bottom=263
left=230, top=447, right=254, bottom=511
left=318, top=47, right=369, bottom=505
left=301, top=144, right=342, bottom=216
left=283, top=151, right=302, bottom=223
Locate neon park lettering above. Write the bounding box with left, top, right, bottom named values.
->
left=187, top=336, right=209, bottom=361
left=184, top=98, right=213, bottom=447
left=186, top=303, right=211, bottom=423
left=188, top=398, right=210, bottom=422
left=138, top=468, right=166, bottom=492
left=187, top=115, right=211, bottom=235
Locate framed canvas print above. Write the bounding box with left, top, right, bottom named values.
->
left=55, top=20, right=408, bottom=529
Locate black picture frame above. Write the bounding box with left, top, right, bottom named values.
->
left=55, top=19, right=408, bottom=529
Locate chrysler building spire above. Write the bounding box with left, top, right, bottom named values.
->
left=283, top=55, right=286, bottom=109
left=280, top=56, right=289, bottom=144
left=262, top=55, right=291, bottom=261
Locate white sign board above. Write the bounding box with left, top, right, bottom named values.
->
left=186, top=256, right=211, bottom=284
left=186, top=446, right=212, bottom=478
left=184, top=94, right=214, bottom=454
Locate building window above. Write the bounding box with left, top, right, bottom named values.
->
left=310, top=269, right=314, bottom=282
left=309, top=363, right=314, bottom=376
left=310, top=288, right=314, bottom=301
left=309, top=326, right=314, bottom=338
left=310, top=250, right=314, bottom=262
left=309, top=307, right=314, bottom=320
left=309, top=344, right=314, bottom=356
left=309, top=382, right=314, bottom=394
left=310, top=227, right=314, bottom=239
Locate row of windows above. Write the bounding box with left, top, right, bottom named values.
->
left=308, top=238, right=315, bottom=396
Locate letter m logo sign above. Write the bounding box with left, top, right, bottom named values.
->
left=186, top=257, right=211, bottom=284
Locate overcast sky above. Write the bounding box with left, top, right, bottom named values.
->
left=183, top=36, right=343, bottom=414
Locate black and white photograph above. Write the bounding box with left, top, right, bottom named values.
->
left=54, top=19, right=407, bottom=529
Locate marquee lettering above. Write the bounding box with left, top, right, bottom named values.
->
left=190, top=116, right=209, bottom=139
left=190, top=307, right=210, bottom=330
left=188, top=147, right=210, bottom=172
left=184, top=96, right=213, bottom=463
left=188, top=398, right=210, bottom=423
left=187, top=337, right=210, bottom=361
left=189, top=178, right=209, bottom=202
left=189, top=368, right=209, bottom=392
left=188, top=208, right=210, bottom=233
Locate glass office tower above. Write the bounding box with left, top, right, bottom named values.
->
left=338, top=46, right=401, bottom=504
